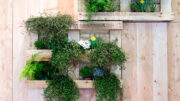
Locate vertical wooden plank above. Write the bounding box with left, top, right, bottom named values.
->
left=79, top=89, right=96, bottom=101
left=68, top=30, right=80, bottom=42
left=28, top=89, right=44, bottom=101
left=136, top=23, right=153, bottom=101
left=152, top=23, right=168, bottom=101
left=110, top=30, right=122, bottom=80
left=0, top=0, right=13, bottom=101
left=120, top=0, right=131, bottom=12
left=168, top=23, right=180, bottom=101
left=13, top=0, right=43, bottom=101
left=68, top=30, right=80, bottom=80
left=110, top=30, right=122, bottom=47
left=161, top=0, right=172, bottom=12
left=122, top=23, right=138, bottom=101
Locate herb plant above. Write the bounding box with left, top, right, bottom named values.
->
left=89, top=41, right=126, bottom=69
left=93, top=72, right=122, bottom=101
left=80, top=66, right=93, bottom=79
left=149, top=0, right=156, bottom=12
left=85, top=0, right=115, bottom=20
left=20, top=53, right=43, bottom=80
left=44, top=75, right=80, bottom=101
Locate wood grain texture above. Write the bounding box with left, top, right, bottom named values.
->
left=152, top=23, right=168, bottom=101
left=137, top=23, right=153, bottom=101
left=122, top=23, right=168, bottom=101
left=0, top=0, right=13, bottom=101
left=122, top=23, right=138, bottom=101
left=26, top=80, right=94, bottom=89
left=168, top=23, right=180, bottom=101
left=78, top=12, right=174, bottom=21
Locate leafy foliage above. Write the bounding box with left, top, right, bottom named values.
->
left=85, top=0, right=115, bottom=20
left=50, top=41, right=84, bottom=75
left=25, top=14, right=82, bottom=101
left=130, top=0, right=156, bottom=12
left=80, top=66, right=93, bottom=78
left=93, top=72, right=122, bottom=101
left=26, top=14, right=73, bottom=38
left=149, top=0, right=156, bottom=12
left=33, top=62, right=58, bottom=80
left=130, top=2, right=140, bottom=12
left=20, top=53, right=43, bottom=80
left=89, top=41, right=126, bottom=69
left=44, top=75, right=80, bottom=101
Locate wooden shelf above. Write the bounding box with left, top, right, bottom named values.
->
left=26, top=80, right=94, bottom=89
left=78, top=12, right=174, bottom=21
left=25, top=50, right=52, bottom=61
left=25, top=49, right=90, bottom=61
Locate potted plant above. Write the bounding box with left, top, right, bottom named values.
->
left=93, top=67, right=104, bottom=78
left=80, top=66, right=93, bottom=80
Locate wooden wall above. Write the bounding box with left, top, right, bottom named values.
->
left=0, top=0, right=12, bottom=101
left=0, top=0, right=180, bottom=101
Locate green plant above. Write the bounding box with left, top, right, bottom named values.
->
left=138, top=0, right=148, bottom=12
left=89, top=41, right=126, bottom=69
left=149, top=0, right=156, bottom=12
left=26, top=14, right=73, bottom=38
left=19, top=53, right=43, bottom=80
left=85, top=0, right=115, bottom=20
left=130, top=0, right=149, bottom=12
left=50, top=41, right=84, bottom=75
left=33, top=62, right=58, bottom=80
left=44, top=75, right=80, bottom=101
left=130, top=2, right=140, bottom=12
left=93, top=72, right=122, bottom=101
left=80, top=66, right=93, bottom=78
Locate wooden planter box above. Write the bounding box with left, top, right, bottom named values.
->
left=77, top=0, right=174, bottom=21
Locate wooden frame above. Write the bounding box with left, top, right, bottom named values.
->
left=25, top=21, right=123, bottom=89
left=77, top=0, right=174, bottom=21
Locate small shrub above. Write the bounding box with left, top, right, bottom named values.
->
left=89, top=41, right=126, bottom=69
left=80, top=66, right=93, bottom=78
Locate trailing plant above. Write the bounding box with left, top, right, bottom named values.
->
left=26, top=14, right=73, bottom=38
left=80, top=66, right=93, bottom=79
left=19, top=53, right=43, bottom=80
left=44, top=75, right=80, bottom=101
left=93, top=72, right=122, bottom=101
left=85, top=0, right=115, bottom=20
left=89, top=40, right=126, bottom=69
left=50, top=41, right=84, bottom=75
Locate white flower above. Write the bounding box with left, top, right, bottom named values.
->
left=78, top=40, right=91, bottom=49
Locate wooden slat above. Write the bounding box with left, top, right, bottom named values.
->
left=152, top=23, right=168, bottom=101
left=25, top=50, right=52, bottom=61
left=72, top=21, right=123, bottom=30
left=26, top=80, right=94, bottom=88
left=78, top=12, right=174, bottom=21
left=168, top=23, right=180, bottom=101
